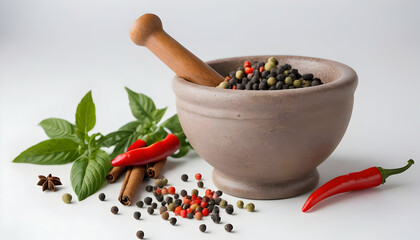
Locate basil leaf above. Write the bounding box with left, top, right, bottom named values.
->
left=119, top=120, right=141, bottom=131
left=171, top=146, right=190, bottom=158
left=109, top=132, right=139, bottom=159
left=13, top=139, right=80, bottom=165
left=151, top=107, right=167, bottom=123
left=125, top=87, right=156, bottom=123
left=161, top=114, right=183, bottom=134
left=161, top=114, right=193, bottom=157
left=142, top=127, right=168, bottom=146
left=97, top=130, right=132, bottom=148
left=75, top=91, right=96, bottom=134
left=71, top=150, right=111, bottom=201
left=39, top=118, right=79, bottom=143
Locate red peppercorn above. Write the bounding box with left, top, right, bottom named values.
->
left=244, top=61, right=251, bottom=68
left=194, top=198, right=201, bottom=205
left=174, top=206, right=182, bottom=215
left=202, top=208, right=209, bottom=216
left=191, top=194, right=197, bottom=201
left=200, top=201, right=208, bottom=208
left=259, top=66, right=264, bottom=73
left=195, top=212, right=203, bottom=220
left=183, top=196, right=191, bottom=205
left=205, top=189, right=212, bottom=196
left=245, top=67, right=254, bottom=75
left=162, top=187, right=168, bottom=195
left=232, top=85, right=237, bottom=90
left=180, top=209, right=187, bottom=218
left=187, top=208, right=193, bottom=213
left=168, top=186, right=175, bottom=194
left=155, top=188, right=162, bottom=195
left=195, top=173, right=202, bottom=180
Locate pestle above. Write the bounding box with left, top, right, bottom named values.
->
left=129, top=13, right=225, bottom=87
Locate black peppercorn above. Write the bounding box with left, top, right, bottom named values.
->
left=225, top=223, right=233, bottom=232
left=245, top=82, right=253, bottom=90
left=276, top=81, right=284, bottom=90
left=199, top=224, right=207, bottom=232
left=169, top=217, right=177, bottom=225
left=144, top=197, right=152, bottom=205
left=252, top=83, right=259, bottom=90
left=302, top=73, right=314, bottom=80
left=187, top=212, right=194, bottom=219
left=180, top=189, right=187, bottom=197
left=165, top=196, right=173, bottom=204
left=133, top=211, right=141, bottom=220
left=161, top=201, right=167, bottom=206
left=152, top=202, right=158, bottom=209
left=225, top=204, right=234, bottom=214
left=207, top=204, right=214, bottom=213
left=284, top=63, right=292, bottom=70
left=197, top=181, right=204, bottom=188
left=209, top=198, right=216, bottom=205
left=159, top=206, right=167, bottom=214
left=262, top=70, right=270, bottom=78
left=147, top=207, right=154, bottom=215
left=213, top=206, right=220, bottom=214
left=145, top=185, right=153, bottom=192
left=173, top=193, right=179, bottom=199
left=174, top=199, right=182, bottom=207
left=211, top=213, right=221, bottom=224
left=196, top=206, right=203, bottom=212
left=111, top=206, right=119, bottom=214
left=155, top=194, right=163, bottom=202
left=276, top=73, right=286, bottom=82
left=136, top=201, right=144, bottom=208
left=136, top=230, right=144, bottom=239
left=216, top=190, right=223, bottom=197
left=215, top=198, right=222, bottom=205
left=183, top=204, right=190, bottom=210
left=259, top=81, right=268, bottom=90
left=181, top=174, right=188, bottom=182
left=98, top=193, right=106, bottom=201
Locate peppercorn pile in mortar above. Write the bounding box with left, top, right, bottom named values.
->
left=216, top=57, right=323, bottom=90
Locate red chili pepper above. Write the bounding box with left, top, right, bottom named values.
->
left=111, top=134, right=180, bottom=167
left=126, top=139, right=147, bottom=152
left=302, top=159, right=414, bottom=212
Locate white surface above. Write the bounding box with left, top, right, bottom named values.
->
left=1, top=0, right=419, bottom=239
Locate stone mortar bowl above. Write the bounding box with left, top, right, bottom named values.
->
left=172, top=55, right=358, bottom=199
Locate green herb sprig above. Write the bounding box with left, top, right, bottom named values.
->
left=13, top=87, right=192, bottom=201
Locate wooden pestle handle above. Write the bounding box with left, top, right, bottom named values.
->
left=129, top=14, right=225, bottom=87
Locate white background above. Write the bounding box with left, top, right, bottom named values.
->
left=1, top=0, right=419, bottom=239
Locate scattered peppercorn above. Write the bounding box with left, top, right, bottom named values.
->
left=195, top=173, right=202, bottom=180
left=173, top=193, right=179, bottom=199
left=219, top=199, right=227, bottom=208
left=145, top=185, right=153, bottom=192
left=111, top=206, right=119, bottom=214
left=237, top=200, right=244, bottom=209
left=225, top=223, right=233, bottom=232
left=191, top=189, right=198, bottom=196
left=181, top=174, right=188, bottom=182
left=213, top=206, right=220, bottom=214
left=225, top=204, right=234, bottom=214
left=215, top=197, right=222, bottom=205
left=199, top=224, right=207, bottom=232
left=98, top=193, right=106, bottom=201
left=136, top=230, right=144, bottom=239
left=162, top=178, right=168, bottom=186
left=187, top=212, right=194, bottom=219
left=167, top=203, right=175, bottom=211
left=180, top=189, right=187, bottom=197
left=160, top=206, right=167, bottom=214
left=161, top=211, right=169, bottom=220
left=133, top=211, right=141, bottom=220
left=168, top=186, right=175, bottom=194
left=161, top=201, right=167, bottom=206
left=136, top=201, right=144, bottom=208
left=174, top=199, right=182, bottom=207
left=155, top=179, right=164, bottom=188
left=211, top=214, right=221, bottom=224
left=169, top=217, right=177, bottom=225
left=62, top=193, right=72, bottom=204
left=152, top=202, right=158, bottom=209
left=144, top=197, right=152, bottom=205
left=197, top=181, right=204, bottom=188
left=147, top=207, right=154, bottom=215
left=215, top=190, right=223, bottom=197
left=246, top=203, right=255, bottom=212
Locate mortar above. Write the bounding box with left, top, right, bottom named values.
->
left=173, top=55, right=357, bottom=199
left=129, top=14, right=358, bottom=199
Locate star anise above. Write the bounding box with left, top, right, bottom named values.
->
left=37, top=174, right=62, bottom=191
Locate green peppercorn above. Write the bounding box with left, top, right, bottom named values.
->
left=136, top=230, right=145, bottom=239
left=98, top=193, right=105, bottom=201
left=264, top=62, right=275, bottom=71
left=199, top=224, right=207, bottom=232
left=111, top=206, right=119, bottom=214
left=283, top=70, right=290, bottom=76
left=191, top=189, right=198, bottom=196
left=155, top=179, right=164, bottom=188
left=236, top=200, right=244, bottom=209
left=219, top=199, right=227, bottom=208
left=267, top=77, right=277, bottom=87
left=167, top=203, right=175, bottom=212
left=62, top=193, right=72, bottom=204
left=285, top=76, right=293, bottom=85
left=235, top=70, right=245, bottom=79
left=246, top=203, right=255, bottom=212
left=161, top=211, right=169, bottom=220
left=225, top=223, right=233, bottom=232
left=293, top=79, right=302, bottom=88
left=133, top=211, right=141, bottom=220
left=162, top=178, right=168, bottom=186
left=268, top=57, right=278, bottom=66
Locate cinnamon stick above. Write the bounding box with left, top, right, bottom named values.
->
left=106, top=166, right=126, bottom=183
left=146, top=158, right=167, bottom=179
left=118, top=166, right=146, bottom=206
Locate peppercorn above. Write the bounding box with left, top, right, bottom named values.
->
left=261, top=70, right=270, bottom=78
left=162, top=187, right=168, bottom=195
left=144, top=197, right=152, bottom=205
left=159, top=206, right=167, bottom=214
left=183, top=204, right=190, bottom=210
left=145, top=185, right=153, bottom=192
left=225, top=224, right=233, bottom=232
left=174, top=199, right=182, bottom=207
left=284, top=63, right=292, bottom=70
left=147, top=207, right=154, bottom=215
left=98, top=193, right=106, bottom=201
left=246, top=203, right=255, bottom=212
left=267, top=77, right=277, bottom=87
left=152, top=202, right=158, bottom=209
left=259, top=81, right=268, bottom=90
left=265, top=62, right=275, bottom=71
left=136, top=230, right=144, bottom=239
left=207, top=204, right=214, bottom=214
left=302, top=73, right=314, bottom=80
left=197, top=181, right=204, bottom=188
left=162, top=178, right=168, bottom=186
left=133, top=211, right=141, bottom=220
left=275, top=81, right=284, bottom=90
left=311, top=78, right=321, bottom=86
left=187, top=212, right=194, bottom=219
left=155, top=194, right=163, bottom=202
left=219, top=200, right=227, bottom=208
left=252, top=83, right=259, bottom=90
left=237, top=200, right=244, bottom=209
left=191, top=189, right=198, bottom=196
left=217, top=82, right=229, bottom=89
left=195, top=212, right=203, bottom=220
left=61, top=193, right=72, bottom=204
left=215, top=198, right=222, bottom=205
left=136, top=201, right=144, bottom=208
left=173, top=193, right=179, bottom=199
left=180, top=189, right=187, bottom=197
left=161, top=201, right=167, bottom=206
left=268, top=57, right=278, bottom=65
left=199, top=224, right=207, bottom=232
left=169, top=217, right=177, bottom=225
left=111, top=206, right=119, bottom=214
left=167, top=203, right=175, bottom=211
left=285, top=77, right=293, bottom=85
left=165, top=196, right=173, bottom=204
left=215, top=190, right=223, bottom=197
left=161, top=211, right=169, bottom=220
left=277, top=65, right=287, bottom=74
left=293, top=79, right=302, bottom=88
left=235, top=70, right=245, bottom=79
left=225, top=204, right=234, bottom=214
left=168, top=186, right=175, bottom=195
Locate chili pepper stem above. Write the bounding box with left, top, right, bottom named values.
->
left=378, top=159, right=414, bottom=184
